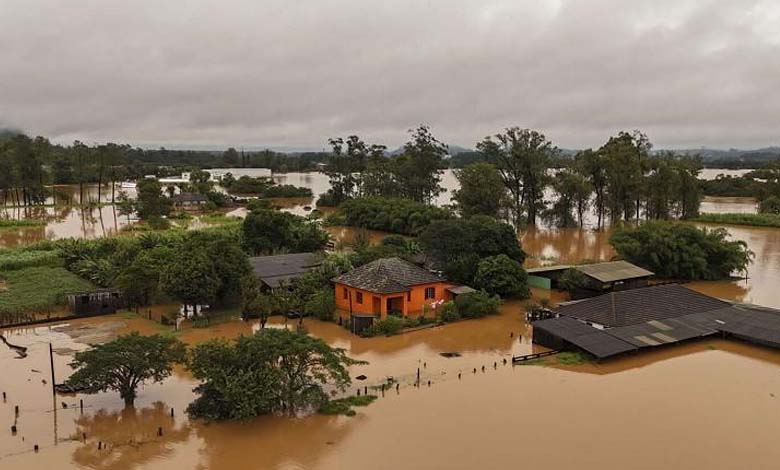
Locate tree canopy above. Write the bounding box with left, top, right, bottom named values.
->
left=187, top=328, right=361, bottom=421
left=65, top=333, right=186, bottom=406
left=609, top=221, right=754, bottom=280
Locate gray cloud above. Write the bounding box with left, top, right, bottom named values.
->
left=1, top=0, right=778, bottom=150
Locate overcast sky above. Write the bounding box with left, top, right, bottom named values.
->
left=1, top=0, right=779, bottom=151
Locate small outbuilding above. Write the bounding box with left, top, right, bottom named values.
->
left=527, top=260, right=653, bottom=298
left=66, top=289, right=124, bottom=316
left=249, top=252, right=323, bottom=290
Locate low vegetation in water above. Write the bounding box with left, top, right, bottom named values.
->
left=694, top=213, right=780, bottom=228
left=556, top=351, right=588, bottom=365
left=319, top=395, right=377, bottom=416
left=0, top=248, right=62, bottom=271
left=0, top=219, right=45, bottom=229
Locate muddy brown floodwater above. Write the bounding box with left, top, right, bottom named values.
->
left=4, top=172, right=780, bottom=469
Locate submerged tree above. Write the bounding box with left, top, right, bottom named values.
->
left=187, top=328, right=362, bottom=421
left=65, top=333, right=186, bottom=406
left=477, top=128, right=555, bottom=226
left=546, top=169, right=592, bottom=227
left=452, top=162, right=507, bottom=218
left=392, top=126, right=447, bottom=204
left=610, top=221, right=754, bottom=280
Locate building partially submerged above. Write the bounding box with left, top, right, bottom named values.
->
left=332, top=257, right=457, bottom=333
left=533, top=284, right=780, bottom=360
left=249, top=252, right=323, bottom=290
left=527, top=260, right=653, bottom=298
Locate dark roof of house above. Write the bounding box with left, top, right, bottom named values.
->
left=172, top=192, right=208, bottom=203
left=249, top=252, right=322, bottom=289
left=555, top=284, right=730, bottom=327
left=332, top=257, right=444, bottom=294
left=533, top=316, right=638, bottom=359
left=574, top=260, right=654, bottom=283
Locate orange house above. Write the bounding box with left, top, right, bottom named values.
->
left=332, top=257, right=455, bottom=329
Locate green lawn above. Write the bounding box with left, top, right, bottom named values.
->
left=0, top=219, right=45, bottom=229
left=0, top=266, right=95, bottom=315
left=694, top=213, right=780, bottom=228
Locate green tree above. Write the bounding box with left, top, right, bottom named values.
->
left=558, top=268, right=588, bottom=295
left=187, top=328, right=361, bottom=420
left=473, top=254, right=530, bottom=297
left=325, top=136, right=386, bottom=204
left=161, top=249, right=220, bottom=316
left=575, top=149, right=608, bottom=228
left=392, top=126, right=447, bottom=203
left=65, top=333, right=186, bottom=406
left=599, top=131, right=650, bottom=222
left=243, top=209, right=328, bottom=255
left=610, top=221, right=754, bottom=280
left=136, top=178, right=171, bottom=220
left=477, top=128, right=555, bottom=226
left=115, top=246, right=174, bottom=308
left=546, top=169, right=592, bottom=227
left=223, top=147, right=240, bottom=165
left=452, top=162, right=507, bottom=218
left=758, top=195, right=780, bottom=215
left=419, top=216, right=526, bottom=285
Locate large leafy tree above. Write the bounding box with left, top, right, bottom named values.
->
left=187, top=328, right=361, bottom=421
left=610, top=221, right=754, bottom=280
left=392, top=126, right=447, bottom=204
left=477, top=128, right=556, bottom=226
left=325, top=135, right=386, bottom=204
left=65, top=333, right=186, bottom=406
left=546, top=168, right=592, bottom=227
left=599, top=130, right=651, bottom=222
left=242, top=209, right=328, bottom=255
left=419, top=216, right=526, bottom=285
left=474, top=254, right=530, bottom=298
left=161, top=249, right=220, bottom=315
left=452, top=162, right=507, bottom=218
left=135, top=178, right=171, bottom=220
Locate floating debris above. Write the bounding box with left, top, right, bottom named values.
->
left=439, top=352, right=461, bottom=358
left=355, top=374, right=367, bottom=381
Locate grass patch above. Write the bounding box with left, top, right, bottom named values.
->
left=0, top=249, right=63, bottom=270
left=694, top=213, right=780, bottom=228
left=319, top=395, right=377, bottom=417
left=516, top=358, right=548, bottom=366
left=200, top=214, right=242, bottom=226
left=556, top=351, right=588, bottom=365
left=0, top=219, right=46, bottom=229
left=0, top=266, right=94, bottom=315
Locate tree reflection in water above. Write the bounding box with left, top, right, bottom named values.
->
left=70, top=402, right=190, bottom=470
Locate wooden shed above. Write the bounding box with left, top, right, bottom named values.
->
left=66, top=289, right=125, bottom=316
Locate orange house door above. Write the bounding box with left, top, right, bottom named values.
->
left=372, top=296, right=381, bottom=315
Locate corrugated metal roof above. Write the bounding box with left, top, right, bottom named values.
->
left=533, top=316, right=637, bottom=359
left=555, top=284, right=730, bottom=327
left=526, top=265, right=573, bottom=274
left=574, top=260, right=654, bottom=283
left=447, top=285, right=476, bottom=295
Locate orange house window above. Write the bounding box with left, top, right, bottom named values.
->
left=407, top=291, right=411, bottom=301
left=425, top=287, right=435, bottom=299
left=343, top=287, right=348, bottom=300
left=356, top=292, right=363, bottom=304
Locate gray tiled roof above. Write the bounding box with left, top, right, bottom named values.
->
left=555, top=284, right=730, bottom=327
left=332, top=257, right=443, bottom=293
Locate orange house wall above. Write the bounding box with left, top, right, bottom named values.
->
left=334, top=282, right=453, bottom=319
